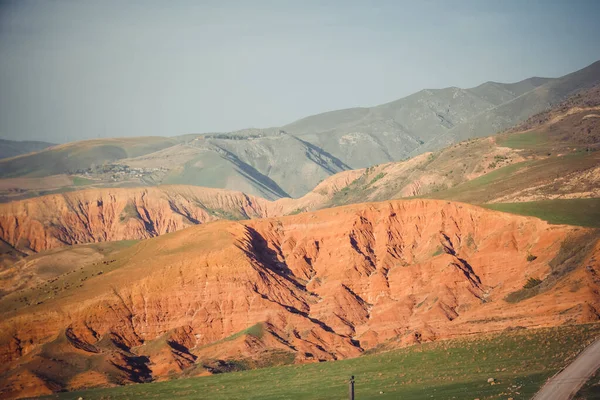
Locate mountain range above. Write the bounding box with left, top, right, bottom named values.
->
left=1, top=83, right=599, bottom=262
left=1, top=60, right=599, bottom=200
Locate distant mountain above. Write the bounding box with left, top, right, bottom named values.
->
left=420, top=60, right=600, bottom=152
left=0, top=60, right=598, bottom=199
left=0, top=137, right=177, bottom=178
left=0, top=130, right=349, bottom=200
left=283, top=77, right=554, bottom=168
left=0, top=139, right=55, bottom=160
left=132, top=129, right=350, bottom=199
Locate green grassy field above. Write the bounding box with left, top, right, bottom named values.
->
left=484, top=198, right=600, bottom=228
left=40, top=324, right=600, bottom=400
left=71, top=176, right=97, bottom=186
left=497, top=130, right=549, bottom=150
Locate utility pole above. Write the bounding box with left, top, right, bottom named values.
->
left=349, top=375, right=355, bottom=400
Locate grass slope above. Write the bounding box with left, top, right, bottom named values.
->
left=497, top=130, right=549, bottom=149
left=45, top=324, right=600, bottom=400
left=0, top=137, right=176, bottom=178
left=0, top=240, right=140, bottom=313
left=484, top=198, right=600, bottom=228
left=0, top=139, right=55, bottom=159
left=423, top=151, right=599, bottom=204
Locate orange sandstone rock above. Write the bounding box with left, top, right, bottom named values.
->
left=0, top=199, right=598, bottom=398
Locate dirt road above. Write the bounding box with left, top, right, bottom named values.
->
left=532, top=338, right=600, bottom=400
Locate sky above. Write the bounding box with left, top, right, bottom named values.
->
left=1, top=0, right=599, bottom=143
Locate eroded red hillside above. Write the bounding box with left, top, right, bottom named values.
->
left=1, top=199, right=599, bottom=398
left=0, top=185, right=274, bottom=254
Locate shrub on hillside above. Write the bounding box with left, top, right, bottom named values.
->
left=523, top=277, right=542, bottom=289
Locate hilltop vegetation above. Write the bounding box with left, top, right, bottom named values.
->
left=484, top=198, right=600, bottom=228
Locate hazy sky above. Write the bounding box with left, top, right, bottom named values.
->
left=1, top=0, right=599, bottom=143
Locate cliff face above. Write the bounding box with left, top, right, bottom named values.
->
left=0, top=181, right=366, bottom=256
left=0, top=186, right=274, bottom=254
left=1, top=199, right=599, bottom=398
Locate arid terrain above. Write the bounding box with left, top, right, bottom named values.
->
left=4, top=3, right=600, bottom=398
left=0, top=69, right=600, bottom=400
left=1, top=85, right=598, bottom=264
left=1, top=199, right=599, bottom=398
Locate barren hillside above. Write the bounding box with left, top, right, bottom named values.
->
left=1, top=199, right=598, bottom=398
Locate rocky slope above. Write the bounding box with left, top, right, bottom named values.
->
left=0, top=185, right=277, bottom=255
left=1, top=199, right=599, bottom=398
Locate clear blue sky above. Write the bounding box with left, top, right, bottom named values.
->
left=1, top=0, right=599, bottom=143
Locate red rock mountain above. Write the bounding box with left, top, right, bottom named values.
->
left=1, top=199, right=599, bottom=398
left=0, top=179, right=363, bottom=256
left=0, top=186, right=273, bottom=254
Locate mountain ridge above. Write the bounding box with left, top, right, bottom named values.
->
left=1, top=82, right=599, bottom=258
left=1, top=60, right=598, bottom=200
left=419, top=60, right=600, bottom=153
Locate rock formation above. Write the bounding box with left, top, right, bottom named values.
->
left=1, top=199, right=598, bottom=398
